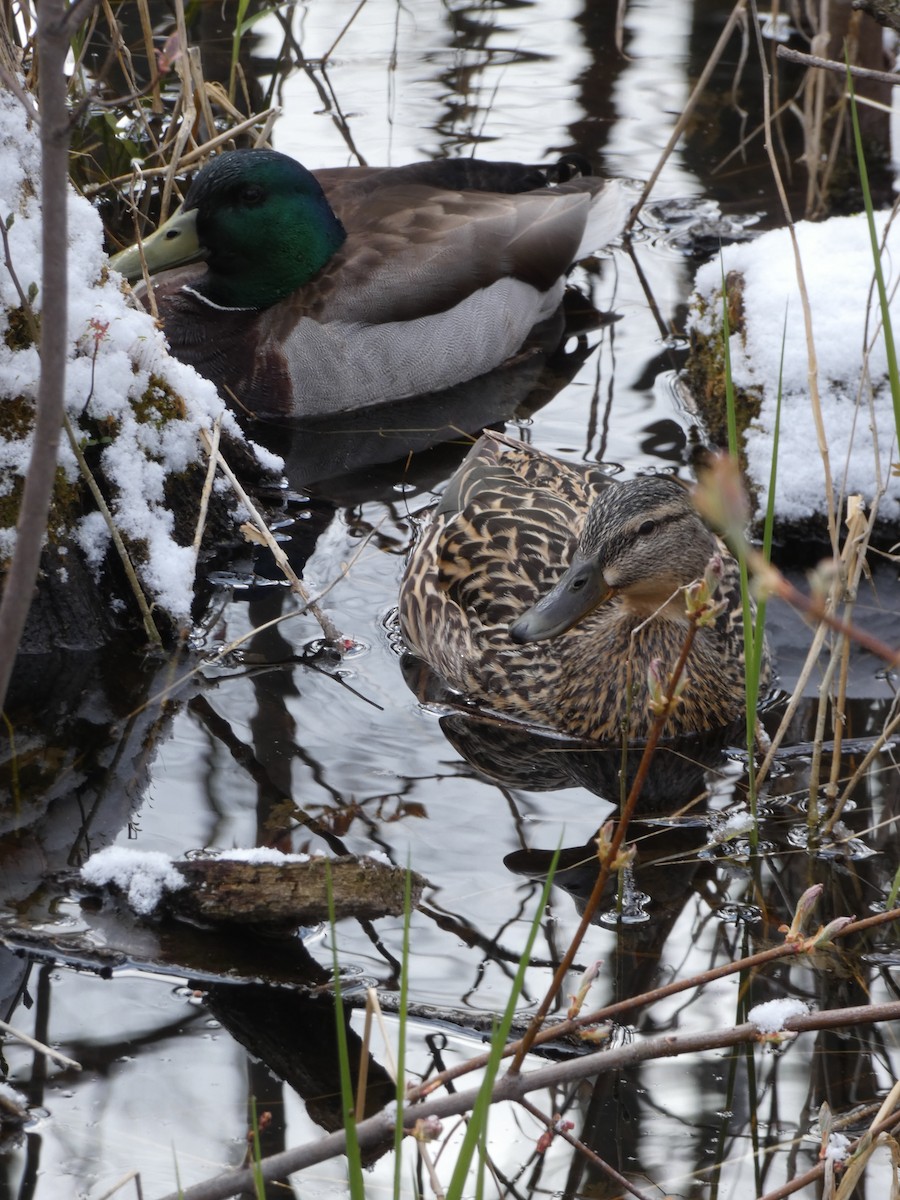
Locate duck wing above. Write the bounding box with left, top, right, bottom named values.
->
left=305, top=175, right=626, bottom=324
left=400, top=433, right=612, bottom=684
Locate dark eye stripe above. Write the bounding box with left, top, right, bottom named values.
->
left=631, top=507, right=691, bottom=537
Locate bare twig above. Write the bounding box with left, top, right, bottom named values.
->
left=190, top=414, right=221, bottom=561
left=91, top=1171, right=144, bottom=1200
left=518, top=1097, right=659, bottom=1200
left=410, top=905, right=900, bottom=1101
left=322, top=0, right=369, bottom=62
left=511, top=608, right=704, bottom=1068
left=156, top=1000, right=900, bottom=1200
left=776, top=43, right=900, bottom=87
left=757, top=1107, right=900, bottom=1200
left=0, top=1016, right=81, bottom=1070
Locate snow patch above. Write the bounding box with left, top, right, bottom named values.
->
left=689, top=212, right=900, bottom=525
left=748, top=997, right=808, bottom=1033
left=0, top=89, right=282, bottom=622
left=214, top=847, right=312, bottom=865
left=81, top=846, right=187, bottom=916
left=824, top=1131, right=851, bottom=1163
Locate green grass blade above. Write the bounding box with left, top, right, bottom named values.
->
left=749, top=310, right=785, bottom=681
left=445, top=849, right=560, bottom=1200
left=249, top=1094, right=265, bottom=1200
left=393, top=862, right=413, bottom=1196
left=326, top=859, right=365, bottom=1199
left=228, top=0, right=252, bottom=101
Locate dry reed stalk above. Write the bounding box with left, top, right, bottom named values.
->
left=190, top=412, right=221, bottom=561
left=749, top=2, right=839, bottom=556
left=807, top=496, right=872, bottom=817
left=199, top=428, right=342, bottom=645
left=624, top=0, right=748, bottom=232
left=62, top=412, right=163, bottom=645
left=823, top=498, right=872, bottom=809
left=802, top=0, right=830, bottom=218
left=0, top=1015, right=82, bottom=1069
left=101, top=106, right=279, bottom=201
left=135, top=0, right=162, bottom=113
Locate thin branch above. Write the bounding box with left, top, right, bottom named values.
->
left=511, top=610, right=703, bottom=1068
left=776, top=43, right=900, bottom=87
left=62, top=413, right=162, bottom=645
left=757, top=1108, right=900, bottom=1200
left=518, top=1097, right=659, bottom=1200
left=191, top=414, right=221, bottom=560
left=156, top=1001, right=900, bottom=1200
left=409, top=905, right=900, bottom=1101
left=0, top=1016, right=82, bottom=1070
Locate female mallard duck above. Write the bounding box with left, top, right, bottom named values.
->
left=399, top=432, right=769, bottom=741
left=111, top=149, right=626, bottom=420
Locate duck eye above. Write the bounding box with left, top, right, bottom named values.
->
left=637, top=519, right=656, bottom=536
left=239, top=183, right=266, bottom=206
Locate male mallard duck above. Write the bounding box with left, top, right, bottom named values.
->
left=111, top=149, right=626, bottom=419
left=399, top=432, right=769, bottom=741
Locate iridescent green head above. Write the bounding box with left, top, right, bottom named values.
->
left=112, top=149, right=347, bottom=310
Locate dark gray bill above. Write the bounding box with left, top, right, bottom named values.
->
left=508, top=556, right=611, bottom=643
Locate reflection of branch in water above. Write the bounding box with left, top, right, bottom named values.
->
left=231, top=656, right=385, bottom=712
left=417, top=900, right=580, bottom=978
left=189, top=693, right=349, bottom=855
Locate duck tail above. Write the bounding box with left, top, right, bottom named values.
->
left=575, top=178, right=629, bottom=258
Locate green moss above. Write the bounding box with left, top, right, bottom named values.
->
left=0, top=477, right=23, bottom=537
left=131, top=376, right=188, bottom=425
left=0, top=462, right=87, bottom=574
left=0, top=395, right=37, bottom=440
left=3, top=305, right=38, bottom=351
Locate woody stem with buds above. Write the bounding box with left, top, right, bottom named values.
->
left=510, top=604, right=703, bottom=1071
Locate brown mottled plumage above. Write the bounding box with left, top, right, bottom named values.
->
left=399, top=432, right=768, bottom=741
